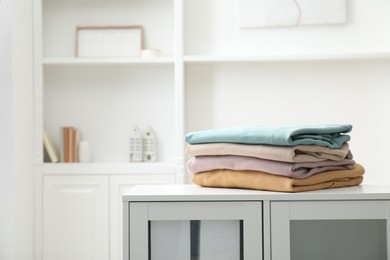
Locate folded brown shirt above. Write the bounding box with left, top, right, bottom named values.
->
left=192, top=164, right=364, bottom=193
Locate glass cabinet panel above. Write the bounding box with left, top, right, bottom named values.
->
left=271, top=201, right=390, bottom=260
left=150, top=220, right=242, bottom=260
left=290, top=219, right=387, bottom=260
left=149, top=220, right=190, bottom=260
left=128, top=202, right=261, bottom=260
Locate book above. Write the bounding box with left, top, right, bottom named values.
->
left=63, top=127, right=70, bottom=162
left=69, top=127, right=75, bottom=162
left=75, top=128, right=81, bottom=162
left=61, top=126, right=80, bottom=163
left=70, top=127, right=80, bottom=162
left=43, top=131, right=59, bottom=163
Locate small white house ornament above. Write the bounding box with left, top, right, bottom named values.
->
left=143, top=126, right=156, bottom=162
left=239, top=0, right=347, bottom=28
left=129, top=125, right=143, bottom=162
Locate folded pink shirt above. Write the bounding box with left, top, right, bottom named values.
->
left=186, top=143, right=352, bottom=162
left=187, top=155, right=355, bottom=179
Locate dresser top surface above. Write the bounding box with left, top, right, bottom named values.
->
left=122, top=184, right=390, bottom=202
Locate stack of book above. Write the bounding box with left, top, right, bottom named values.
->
left=43, top=126, right=80, bottom=163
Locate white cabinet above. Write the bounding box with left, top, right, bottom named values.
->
left=123, top=184, right=390, bottom=260
left=42, top=175, right=109, bottom=260
left=39, top=174, right=175, bottom=260
left=36, top=174, right=175, bottom=260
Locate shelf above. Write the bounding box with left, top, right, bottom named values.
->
left=43, top=57, right=175, bottom=66
left=43, top=52, right=390, bottom=65
left=37, top=162, right=177, bottom=175
left=183, top=52, right=390, bottom=63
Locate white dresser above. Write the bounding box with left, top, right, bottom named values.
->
left=123, top=184, right=390, bottom=260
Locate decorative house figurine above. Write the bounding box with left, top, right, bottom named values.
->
left=129, top=125, right=143, bottom=162
left=143, top=126, right=156, bottom=162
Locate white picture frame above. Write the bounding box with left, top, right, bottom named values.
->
left=76, top=25, right=144, bottom=57
left=239, top=0, right=347, bottom=28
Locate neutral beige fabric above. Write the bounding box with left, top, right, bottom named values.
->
left=186, top=143, right=352, bottom=162
left=192, top=164, right=364, bottom=192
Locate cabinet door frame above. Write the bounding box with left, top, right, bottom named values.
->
left=42, top=175, right=109, bottom=260
left=126, top=201, right=262, bottom=260
left=271, top=200, right=390, bottom=260
left=111, top=175, right=176, bottom=260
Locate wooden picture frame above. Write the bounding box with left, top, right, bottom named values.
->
left=76, top=25, right=144, bottom=57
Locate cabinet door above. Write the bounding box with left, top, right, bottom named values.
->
left=127, top=201, right=262, bottom=260
left=43, top=175, right=109, bottom=260
left=110, top=175, right=175, bottom=260
left=271, top=201, right=390, bottom=260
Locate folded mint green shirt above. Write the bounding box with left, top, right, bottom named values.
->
left=185, top=124, right=352, bottom=149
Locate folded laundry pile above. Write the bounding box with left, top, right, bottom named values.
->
left=185, top=124, right=364, bottom=192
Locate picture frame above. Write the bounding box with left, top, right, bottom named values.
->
left=239, top=0, right=346, bottom=28
left=76, top=25, right=144, bottom=57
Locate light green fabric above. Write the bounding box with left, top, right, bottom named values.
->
left=185, top=124, right=352, bottom=149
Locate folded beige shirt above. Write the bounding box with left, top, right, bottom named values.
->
left=192, top=164, right=364, bottom=193
left=186, top=143, right=352, bottom=162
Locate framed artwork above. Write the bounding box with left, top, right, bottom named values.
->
left=240, top=0, right=347, bottom=28
left=76, top=25, right=144, bottom=57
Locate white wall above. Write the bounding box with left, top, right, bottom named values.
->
left=186, top=61, right=390, bottom=185
left=0, top=0, right=34, bottom=259
left=185, top=0, right=390, bottom=185
left=185, top=0, right=390, bottom=55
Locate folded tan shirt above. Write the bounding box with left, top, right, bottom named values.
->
left=192, top=164, right=364, bottom=193
left=186, top=143, right=352, bottom=162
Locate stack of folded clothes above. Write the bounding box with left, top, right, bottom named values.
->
left=185, top=124, right=364, bottom=192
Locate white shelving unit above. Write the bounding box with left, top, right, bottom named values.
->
left=32, top=0, right=390, bottom=259
left=35, top=0, right=180, bottom=175
left=33, top=1, right=181, bottom=260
